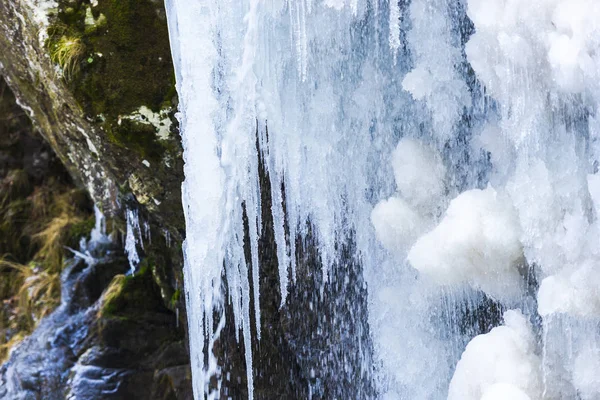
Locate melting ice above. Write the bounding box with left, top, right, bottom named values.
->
left=165, top=0, right=600, bottom=398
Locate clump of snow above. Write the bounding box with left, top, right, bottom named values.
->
left=120, top=106, right=173, bottom=140
left=371, top=197, right=427, bottom=257
left=407, top=187, right=524, bottom=302
left=538, top=261, right=600, bottom=318
left=391, top=137, right=446, bottom=214
left=480, top=383, right=532, bottom=400
left=448, top=310, right=542, bottom=400
left=371, top=138, right=445, bottom=257
left=403, top=0, right=471, bottom=141
left=466, top=0, right=600, bottom=102
left=402, top=67, right=434, bottom=102
left=573, top=346, right=600, bottom=400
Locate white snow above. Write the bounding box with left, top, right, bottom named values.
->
left=480, top=383, right=532, bottom=400
left=371, top=138, right=445, bottom=257
left=403, top=0, right=471, bottom=141
left=538, top=261, right=600, bottom=318
left=573, top=346, right=600, bottom=400
left=22, top=0, right=57, bottom=43
left=448, top=310, right=542, bottom=400
left=408, top=187, right=524, bottom=302
left=122, top=106, right=173, bottom=140
left=371, top=196, right=427, bottom=257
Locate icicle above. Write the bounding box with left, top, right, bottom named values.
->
left=270, top=169, right=290, bottom=306
left=125, top=208, right=142, bottom=274
left=143, top=220, right=151, bottom=243
left=388, top=0, right=401, bottom=57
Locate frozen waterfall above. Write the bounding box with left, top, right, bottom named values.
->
left=165, top=0, right=600, bottom=398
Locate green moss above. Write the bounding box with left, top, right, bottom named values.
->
left=106, top=119, right=164, bottom=162
left=170, top=289, right=180, bottom=308
left=49, top=0, right=177, bottom=160
left=66, top=216, right=95, bottom=248
left=100, top=260, right=166, bottom=318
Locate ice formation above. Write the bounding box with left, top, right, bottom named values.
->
left=408, top=187, right=524, bottom=302
left=370, top=138, right=445, bottom=256
left=164, top=0, right=600, bottom=398
left=448, top=310, right=542, bottom=400
left=125, top=208, right=142, bottom=274
left=573, top=346, right=600, bottom=400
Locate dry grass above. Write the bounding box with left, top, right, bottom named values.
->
left=0, top=184, right=90, bottom=363
left=0, top=332, right=25, bottom=364
left=33, top=212, right=81, bottom=273
left=0, top=259, right=60, bottom=337
left=47, top=24, right=86, bottom=81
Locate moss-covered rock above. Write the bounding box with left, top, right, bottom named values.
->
left=47, top=0, right=179, bottom=168
left=99, top=262, right=166, bottom=318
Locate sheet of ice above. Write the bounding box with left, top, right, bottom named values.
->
left=448, top=310, right=542, bottom=400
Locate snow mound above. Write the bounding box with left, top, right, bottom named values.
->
left=407, top=187, right=524, bottom=302
left=448, top=310, right=542, bottom=400
left=371, top=197, right=427, bottom=257
left=481, top=383, right=532, bottom=400
left=538, top=261, right=600, bottom=318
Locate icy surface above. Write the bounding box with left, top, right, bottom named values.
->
left=165, top=0, right=600, bottom=398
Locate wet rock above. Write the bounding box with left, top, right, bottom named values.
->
left=0, top=252, right=192, bottom=400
